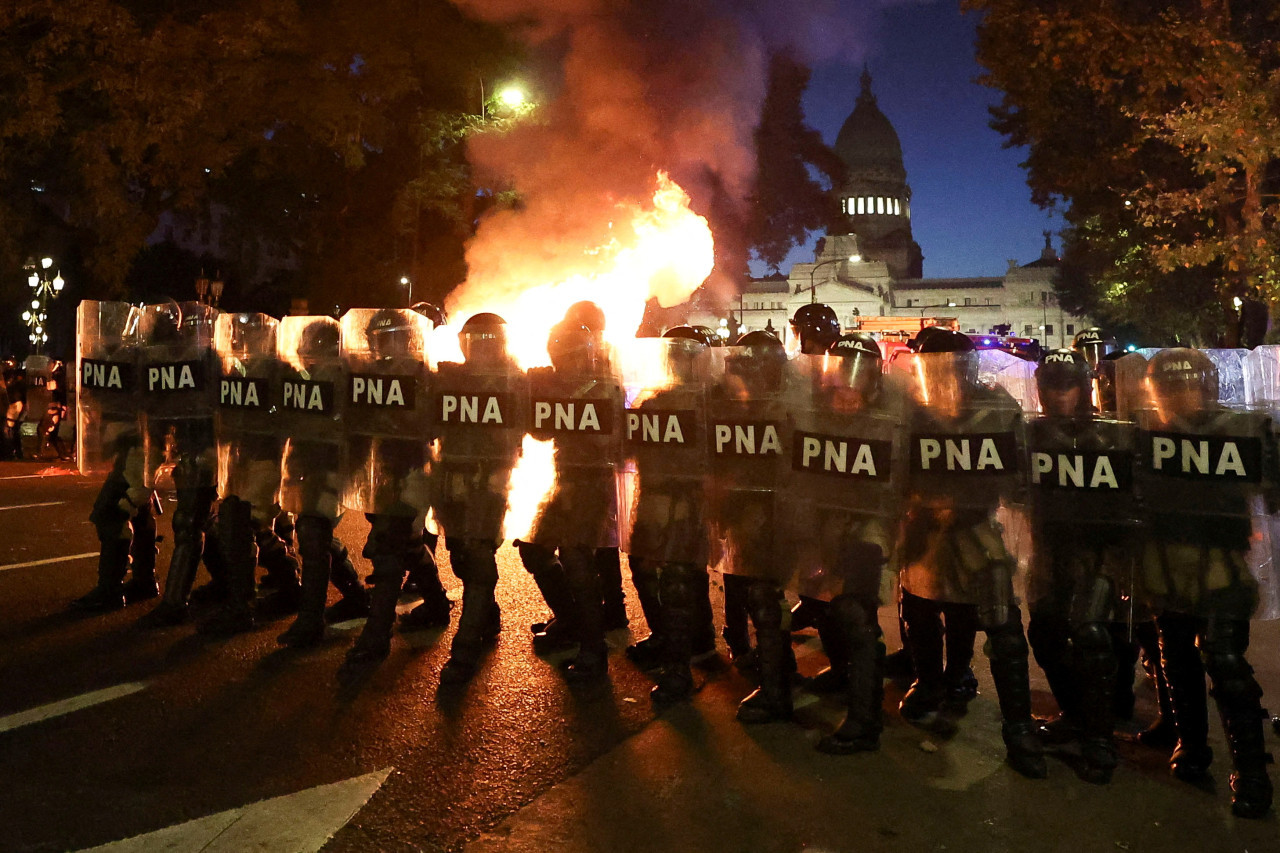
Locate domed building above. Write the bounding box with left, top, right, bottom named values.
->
left=833, top=67, right=923, bottom=280
left=728, top=67, right=1092, bottom=351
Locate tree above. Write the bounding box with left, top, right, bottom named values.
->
left=748, top=51, right=847, bottom=272
left=965, top=0, right=1280, bottom=343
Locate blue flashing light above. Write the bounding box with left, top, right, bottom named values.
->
left=1125, top=344, right=1137, bottom=352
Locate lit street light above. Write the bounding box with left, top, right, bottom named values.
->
left=194, top=270, right=225, bottom=307
left=807, top=254, right=860, bottom=304
left=23, top=256, right=66, bottom=355
left=400, top=275, right=412, bottom=305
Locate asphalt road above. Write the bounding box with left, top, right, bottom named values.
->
left=2, top=455, right=1280, bottom=853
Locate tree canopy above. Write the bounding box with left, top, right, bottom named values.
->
left=965, top=0, right=1280, bottom=344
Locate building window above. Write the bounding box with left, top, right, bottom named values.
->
left=1024, top=324, right=1033, bottom=336
left=985, top=298, right=991, bottom=305
left=905, top=299, right=913, bottom=307
left=894, top=198, right=901, bottom=215
left=1045, top=324, right=1054, bottom=335
left=1066, top=323, right=1075, bottom=335
left=876, top=197, right=885, bottom=214
left=964, top=297, right=972, bottom=306
left=856, top=197, right=864, bottom=215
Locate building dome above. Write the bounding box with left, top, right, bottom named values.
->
left=834, top=68, right=906, bottom=182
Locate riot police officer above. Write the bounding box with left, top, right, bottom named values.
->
left=3, top=356, right=28, bottom=460
left=276, top=316, right=368, bottom=648
left=340, top=308, right=445, bottom=675
left=519, top=321, right=625, bottom=680
left=137, top=302, right=221, bottom=628
left=70, top=301, right=159, bottom=610
left=785, top=333, right=911, bottom=752
left=429, top=313, right=525, bottom=683
left=1136, top=348, right=1274, bottom=817
left=1024, top=349, right=1137, bottom=783
left=708, top=330, right=797, bottom=722
left=899, top=329, right=1045, bottom=778
left=622, top=326, right=715, bottom=702
left=40, top=359, right=70, bottom=460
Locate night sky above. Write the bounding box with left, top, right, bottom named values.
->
left=765, top=0, right=1062, bottom=280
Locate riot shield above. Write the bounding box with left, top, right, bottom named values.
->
left=277, top=316, right=346, bottom=520
left=429, top=348, right=527, bottom=543
left=1109, top=353, right=1149, bottom=422
left=138, top=301, right=217, bottom=490
left=703, top=346, right=794, bottom=586
left=896, top=350, right=1025, bottom=609
left=777, top=353, right=910, bottom=602
left=1134, top=351, right=1276, bottom=619
left=1243, top=345, right=1280, bottom=413
left=1023, top=413, right=1140, bottom=611
left=525, top=337, right=626, bottom=550
left=214, top=312, right=281, bottom=508
left=340, top=308, right=431, bottom=516
left=76, top=300, right=141, bottom=476
left=1203, top=348, right=1249, bottom=410
left=616, top=337, right=711, bottom=565
left=978, top=348, right=1039, bottom=413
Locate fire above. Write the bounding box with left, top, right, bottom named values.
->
left=436, top=172, right=714, bottom=367
left=436, top=170, right=714, bottom=542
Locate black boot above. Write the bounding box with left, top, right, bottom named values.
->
left=71, top=538, right=131, bottom=611
left=899, top=592, right=946, bottom=725
left=1159, top=613, right=1213, bottom=781
left=123, top=504, right=160, bottom=604
left=401, top=532, right=452, bottom=628
left=817, top=599, right=884, bottom=754
left=200, top=496, right=257, bottom=636
left=596, top=547, right=628, bottom=630
left=1075, top=621, right=1119, bottom=783
left=520, top=541, right=578, bottom=654
left=988, top=618, right=1047, bottom=779
left=562, top=546, right=608, bottom=681
left=343, top=562, right=405, bottom=669
left=1203, top=619, right=1273, bottom=818
left=278, top=516, right=333, bottom=648
left=255, top=521, right=302, bottom=617
left=942, top=602, right=980, bottom=709
left=808, top=601, right=850, bottom=695
left=325, top=537, right=369, bottom=623
left=737, top=581, right=792, bottom=723
left=625, top=555, right=665, bottom=671
left=440, top=582, right=501, bottom=685
left=651, top=563, right=700, bottom=704
left=139, top=530, right=203, bottom=628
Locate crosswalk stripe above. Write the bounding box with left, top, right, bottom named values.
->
left=79, top=768, right=394, bottom=852
left=0, top=501, right=65, bottom=511
left=0, top=552, right=98, bottom=573
left=0, top=682, right=148, bottom=734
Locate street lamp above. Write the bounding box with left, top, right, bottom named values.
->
left=807, top=254, right=860, bottom=304
left=195, top=270, right=224, bottom=307
left=400, top=275, right=412, bottom=305
left=23, top=256, right=66, bottom=355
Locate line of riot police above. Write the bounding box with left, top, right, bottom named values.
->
left=67, top=299, right=1277, bottom=817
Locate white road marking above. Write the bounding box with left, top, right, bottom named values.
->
left=0, top=501, right=65, bottom=511
left=0, top=682, right=148, bottom=734
left=0, top=552, right=98, bottom=573
left=0, top=472, right=82, bottom=481
left=79, top=767, right=394, bottom=852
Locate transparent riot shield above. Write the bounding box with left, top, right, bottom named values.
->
left=1203, top=348, right=1249, bottom=410
left=525, top=338, right=626, bottom=550
left=76, top=300, right=141, bottom=476
left=703, top=346, right=793, bottom=586
left=138, top=301, right=217, bottom=490
left=1243, top=345, right=1280, bottom=413
left=895, top=350, right=1025, bottom=611
left=979, top=348, right=1039, bottom=412
left=777, top=353, right=909, bottom=602
left=339, top=308, right=431, bottom=517
left=429, top=339, right=527, bottom=543
left=214, top=312, right=281, bottom=508
left=1023, top=413, right=1140, bottom=613
left=616, top=337, right=711, bottom=565
left=1110, top=353, right=1149, bottom=422
left=277, top=316, right=346, bottom=521
left=1134, top=351, right=1277, bottom=620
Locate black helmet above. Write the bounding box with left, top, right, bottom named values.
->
left=727, top=330, right=786, bottom=392
left=691, top=325, right=724, bottom=346
left=1072, top=327, right=1118, bottom=366
left=1147, top=347, right=1217, bottom=407
left=790, top=303, right=841, bottom=354
left=563, top=300, right=607, bottom=333
left=547, top=322, right=599, bottom=374
left=825, top=332, right=882, bottom=394
left=366, top=308, right=423, bottom=358
left=459, top=312, right=508, bottom=364
left=662, top=325, right=715, bottom=347
left=297, top=318, right=340, bottom=361
left=909, top=324, right=950, bottom=352
left=1036, top=349, right=1093, bottom=416
left=140, top=301, right=183, bottom=344
left=915, top=329, right=975, bottom=354
left=410, top=302, right=448, bottom=329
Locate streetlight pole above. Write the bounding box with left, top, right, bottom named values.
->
left=400, top=275, right=412, bottom=306
left=807, top=254, right=860, bottom=304
left=22, top=256, right=65, bottom=356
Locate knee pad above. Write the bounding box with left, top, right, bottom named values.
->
left=295, top=515, right=333, bottom=564
left=452, top=539, right=499, bottom=586
left=829, top=593, right=873, bottom=632
left=363, top=514, right=416, bottom=560
left=987, top=620, right=1029, bottom=662
left=516, top=539, right=556, bottom=575
left=746, top=581, right=785, bottom=628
